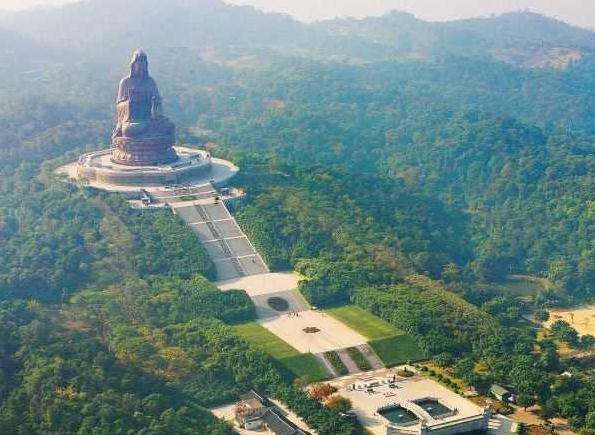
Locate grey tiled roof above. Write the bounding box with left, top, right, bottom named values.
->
left=238, top=391, right=309, bottom=435
left=262, top=410, right=306, bottom=435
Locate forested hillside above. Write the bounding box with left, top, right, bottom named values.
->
left=220, top=63, right=593, bottom=300
left=0, top=0, right=593, bottom=432
left=0, top=168, right=357, bottom=434
left=230, top=156, right=594, bottom=430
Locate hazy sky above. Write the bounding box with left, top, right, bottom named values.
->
left=0, top=0, right=594, bottom=28
left=226, top=0, right=595, bottom=28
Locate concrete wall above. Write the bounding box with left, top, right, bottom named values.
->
left=386, top=415, right=488, bottom=435
left=78, top=161, right=212, bottom=187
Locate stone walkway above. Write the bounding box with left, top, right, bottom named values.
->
left=357, top=344, right=385, bottom=370
left=337, top=349, right=361, bottom=374
left=250, top=290, right=310, bottom=319
left=259, top=310, right=368, bottom=354
left=172, top=200, right=268, bottom=280
left=316, top=353, right=339, bottom=378
left=161, top=188, right=382, bottom=377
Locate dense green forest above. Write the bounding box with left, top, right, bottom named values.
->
left=220, top=63, right=593, bottom=301
left=0, top=0, right=593, bottom=432
left=0, top=168, right=357, bottom=434
left=232, top=157, right=594, bottom=430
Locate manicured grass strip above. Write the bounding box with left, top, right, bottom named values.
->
left=324, top=351, right=349, bottom=376
left=280, top=354, right=329, bottom=382
left=233, top=323, right=328, bottom=381
left=346, top=347, right=372, bottom=371
left=233, top=322, right=299, bottom=359
left=369, top=335, right=425, bottom=367
left=326, top=305, right=404, bottom=339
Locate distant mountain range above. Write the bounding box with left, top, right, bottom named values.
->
left=319, top=11, right=595, bottom=66
left=1, top=0, right=594, bottom=68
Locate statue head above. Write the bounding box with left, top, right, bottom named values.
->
left=130, top=49, right=149, bottom=78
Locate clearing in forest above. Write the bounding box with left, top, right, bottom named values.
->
left=546, top=305, right=595, bottom=337
left=494, top=275, right=556, bottom=297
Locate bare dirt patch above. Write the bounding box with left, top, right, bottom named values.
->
left=545, top=305, right=595, bottom=336
left=266, top=99, right=287, bottom=109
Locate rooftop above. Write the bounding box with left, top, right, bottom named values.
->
left=211, top=392, right=315, bottom=435
left=490, top=384, right=511, bottom=396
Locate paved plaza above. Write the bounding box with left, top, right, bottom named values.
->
left=329, top=368, right=490, bottom=435
left=218, top=273, right=369, bottom=353
left=216, top=272, right=302, bottom=296
left=259, top=310, right=368, bottom=354
left=250, top=290, right=310, bottom=319
left=57, top=148, right=239, bottom=193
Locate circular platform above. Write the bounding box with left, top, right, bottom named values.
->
left=57, top=146, right=239, bottom=193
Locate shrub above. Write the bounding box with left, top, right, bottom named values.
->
left=310, top=383, right=337, bottom=401
left=324, top=351, right=349, bottom=376
left=326, top=395, right=353, bottom=413
left=268, top=297, right=290, bottom=312
left=534, top=309, right=550, bottom=322
left=397, top=368, right=414, bottom=378
left=346, top=347, right=372, bottom=371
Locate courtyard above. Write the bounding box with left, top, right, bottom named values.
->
left=328, top=368, right=491, bottom=435
left=216, top=272, right=302, bottom=296
left=259, top=310, right=368, bottom=354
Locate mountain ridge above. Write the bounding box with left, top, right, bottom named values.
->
left=0, top=1, right=593, bottom=67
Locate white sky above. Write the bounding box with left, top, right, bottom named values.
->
left=0, top=0, right=79, bottom=10
left=0, top=0, right=593, bottom=28
left=226, top=0, right=595, bottom=28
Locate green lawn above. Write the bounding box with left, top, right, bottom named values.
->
left=232, top=322, right=328, bottom=381
left=233, top=322, right=299, bottom=359
left=369, top=335, right=425, bottom=367
left=493, top=275, right=556, bottom=297
left=280, top=354, right=328, bottom=382
left=326, top=305, right=424, bottom=368
left=325, top=305, right=404, bottom=339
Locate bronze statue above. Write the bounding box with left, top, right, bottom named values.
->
left=112, top=50, right=178, bottom=166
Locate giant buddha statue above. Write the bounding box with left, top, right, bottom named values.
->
left=112, top=50, right=178, bottom=166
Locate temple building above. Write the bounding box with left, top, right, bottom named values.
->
left=234, top=391, right=308, bottom=435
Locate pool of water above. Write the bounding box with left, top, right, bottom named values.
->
left=378, top=406, right=419, bottom=425
left=415, top=399, right=452, bottom=417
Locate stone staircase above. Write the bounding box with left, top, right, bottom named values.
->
left=172, top=199, right=268, bottom=280
left=337, top=349, right=361, bottom=374
left=356, top=344, right=384, bottom=370
left=315, top=353, right=338, bottom=378
left=230, top=257, right=247, bottom=277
